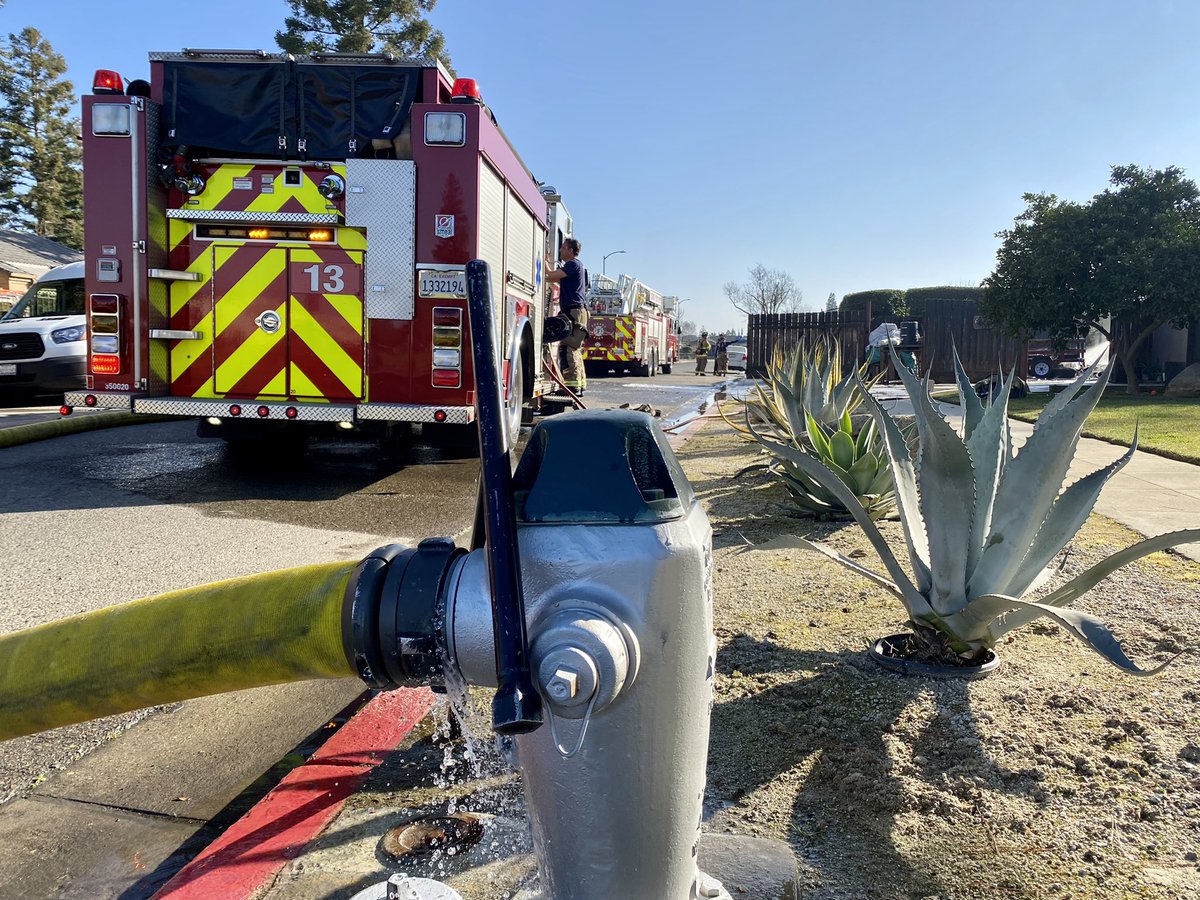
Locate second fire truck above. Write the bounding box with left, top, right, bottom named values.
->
left=582, top=274, right=678, bottom=377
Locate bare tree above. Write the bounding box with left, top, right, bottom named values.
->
left=723, top=264, right=802, bottom=316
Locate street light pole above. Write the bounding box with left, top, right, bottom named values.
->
left=602, top=249, right=626, bottom=276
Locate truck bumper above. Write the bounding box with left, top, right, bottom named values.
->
left=61, top=393, right=475, bottom=425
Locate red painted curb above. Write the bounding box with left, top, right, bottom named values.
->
left=154, top=687, right=436, bottom=899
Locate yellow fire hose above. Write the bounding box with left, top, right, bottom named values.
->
left=0, top=412, right=175, bottom=451
left=0, top=561, right=359, bottom=742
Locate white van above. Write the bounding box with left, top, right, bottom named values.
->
left=0, top=261, right=86, bottom=397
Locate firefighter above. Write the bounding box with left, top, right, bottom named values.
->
left=545, top=238, right=588, bottom=395
left=694, top=333, right=712, bottom=375
left=714, top=335, right=729, bottom=376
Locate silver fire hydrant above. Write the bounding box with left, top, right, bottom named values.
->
left=345, top=260, right=729, bottom=899
left=346, top=410, right=727, bottom=900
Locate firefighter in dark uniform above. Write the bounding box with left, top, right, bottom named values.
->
left=545, top=238, right=588, bottom=395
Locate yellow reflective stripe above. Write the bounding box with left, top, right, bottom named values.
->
left=339, top=228, right=367, bottom=251
left=212, top=250, right=286, bottom=337
left=193, top=164, right=253, bottom=211
left=215, top=303, right=286, bottom=391
left=170, top=309, right=213, bottom=379
left=290, top=300, right=362, bottom=395
left=169, top=219, right=191, bottom=253
left=323, top=292, right=364, bottom=335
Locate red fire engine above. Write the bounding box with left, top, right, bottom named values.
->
left=582, top=274, right=678, bottom=377
left=64, top=50, right=560, bottom=445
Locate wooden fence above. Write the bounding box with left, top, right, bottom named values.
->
left=748, top=300, right=1026, bottom=382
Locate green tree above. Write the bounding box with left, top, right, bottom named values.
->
left=825, top=292, right=837, bottom=312
left=0, top=27, right=82, bottom=248
left=276, top=0, right=452, bottom=72
left=982, top=165, right=1200, bottom=393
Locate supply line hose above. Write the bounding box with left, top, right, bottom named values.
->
left=0, top=412, right=175, bottom=451
left=0, top=561, right=359, bottom=742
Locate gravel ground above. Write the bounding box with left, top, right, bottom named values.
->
left=677, top=418, right=1200, bottom=900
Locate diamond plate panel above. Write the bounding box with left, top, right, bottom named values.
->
left=64, top=392, right=134, bottom=411
left=345, top=159, right=415, bottom=320
left=132, top=398, right=355, bottom=421
left=355, top=404, right=474, bottom=424
left=165, top=209, right=340, bottom=223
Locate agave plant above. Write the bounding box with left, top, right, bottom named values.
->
left=721, top=339, right=895, bottom=518
left=755, top=409, right=896, bottom=519
left=754, top=348, right=1200, bottom=673
left=726, top=339, right=877, bottom=442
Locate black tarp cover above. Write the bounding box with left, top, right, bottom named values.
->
left=161, top=59, right=419, bottom=159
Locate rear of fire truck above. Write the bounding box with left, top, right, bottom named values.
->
left=65, top=50, right=551, bottom=444
left=583, top=274, right=674, bottom=377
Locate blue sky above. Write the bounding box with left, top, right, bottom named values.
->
left=6, top=0, right=1200, bottom=332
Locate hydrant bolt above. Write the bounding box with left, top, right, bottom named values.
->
left=547, top=667, right=578, bottom=700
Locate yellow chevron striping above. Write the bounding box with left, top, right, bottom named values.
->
left=289, top=300, right=362, bottom=396
left=170, top=310, right=214, bottom=395
left=288, top=365, right=328, bottom=402
left=215, top=301, right=287, bottom=393
left=192, top=164, right=253, bottom=211
left=339, top=228, right=367, bottom=251
left=212, top=249, right=286, bottom=337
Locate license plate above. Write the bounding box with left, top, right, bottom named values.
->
left=0, top=363, right=16, bottom=376
left=418, top=270, right=466, bottom=299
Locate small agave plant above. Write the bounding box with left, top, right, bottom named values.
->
left=754, top=349, right=1199, bottom=673
left=723, top=340, right=895, bottom=519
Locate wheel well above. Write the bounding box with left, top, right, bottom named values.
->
left=520, top=324, right=534, bottom=400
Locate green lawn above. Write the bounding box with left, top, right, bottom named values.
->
left=938, top=389, right=1200, bottom=464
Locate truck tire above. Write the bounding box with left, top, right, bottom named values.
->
left=661, top=361, right=672, bottom=375
left=505, top=358, right=524, bottom=447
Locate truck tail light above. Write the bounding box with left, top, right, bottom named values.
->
left=89, top=294, right=122, bottom=376
left=431, top=307, right=463, bottom=389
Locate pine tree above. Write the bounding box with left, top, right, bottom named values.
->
left=0, top=27, right=82, bottom=248
left=276, top=0, right=453, bottom=73
left=825, top=292, right=838, bottom=312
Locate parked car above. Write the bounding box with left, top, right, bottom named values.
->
left=725, top=342, right=747, bottom=371
left=0, top=261, right=87, bottom=398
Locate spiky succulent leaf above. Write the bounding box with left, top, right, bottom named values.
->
left=956, top=594, right=1177, bottom=676
left=992, top=528, right=1200, bottom=637
left=748, top=417, right=922, bottom=605
left=1001, top=437, right=1138, bottom=598
left=968, top=361, right=1114, bottom=597
left=890, top=350, right=974, bottom=613
left=952, top=345, right=986, bottom=439
left=853, top=374, right=932, bottom=593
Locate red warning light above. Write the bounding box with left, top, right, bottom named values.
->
left=285, top=407, right=298, bottom=419
left=59, top=406, right=72, bottom=416
left=84, top=395, right=98, bottom=407
left=93, top=70, right=124, bottom=94
left=257, top=406, right=270, bottom=418
left=229, top=404, right=242, bottom=417
left=434, top=409, right=448, bottom=423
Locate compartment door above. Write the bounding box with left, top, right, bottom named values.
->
left=287, top=248, right=365, bottom=401
left=212, top=244, right=288, bottom=397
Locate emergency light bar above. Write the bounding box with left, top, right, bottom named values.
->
left=197, top=224, right=336, bottom=243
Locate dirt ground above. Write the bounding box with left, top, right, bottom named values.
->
left=677, top=419, right=1200, bottom=900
